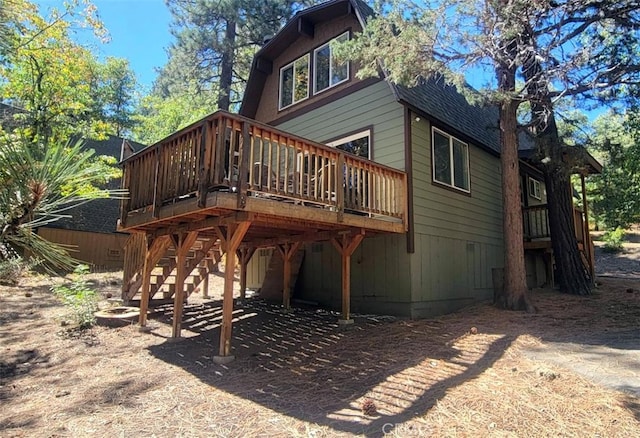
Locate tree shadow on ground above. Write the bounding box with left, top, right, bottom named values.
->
left=147, top=299, right=513, bottom=437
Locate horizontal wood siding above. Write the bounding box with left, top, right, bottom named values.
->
left=275, top=81, right=406, bottom=170
left=245, top=81, right=412, bottom=314
left=409, top=116, right=504, bottom=316
left=38, top=228, right=129, bottom=271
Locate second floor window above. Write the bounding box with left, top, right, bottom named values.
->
left=528, top=177, right=542, bottom=200
left=314, top=32, right=349, bottom=94
left=326, top=130, right=370, bottom=159
left=432, top=128, right=470, bottom=192
left=279, top=54, right=309, bottom=109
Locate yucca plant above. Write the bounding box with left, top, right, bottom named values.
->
left=0, top=133, right=124, bottom=272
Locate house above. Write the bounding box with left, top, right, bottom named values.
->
left=118, top=0, right=600, bottom=361
left=38, top=135, right=145, bottom=270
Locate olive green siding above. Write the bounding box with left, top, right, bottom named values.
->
left=408, top=116, right=504, bottom=318
left=275, top=81, right=406, bottom=169
left=274, top=81, right=410, bottom=315
left=246, top=82, right=508, bottom=318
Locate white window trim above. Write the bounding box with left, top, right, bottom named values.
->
left=278, top=54, right=309, bottom=110
left=326, top=129, right=371, bottom=159
left=313, top=31, right=350, bottom=95
left=528, top=177, right=542, bottom=200
left=431, top=127, right=471, bottom=193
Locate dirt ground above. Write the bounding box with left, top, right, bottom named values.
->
left=1, top=238, right=640, bottom=437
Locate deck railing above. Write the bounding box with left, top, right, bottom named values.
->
left=522, top=204, right=585, bottom=243
left=121, top=111, right=407, bottom=226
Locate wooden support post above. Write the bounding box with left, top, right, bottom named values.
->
left=276, top=242, right=302, bottom=311
left=331, top=230, right=365, bottom=323
left=215, top=221, right=251, bottom=362
left=236, top=247, right=256, bottom=302
left=201, top=257, right=210, bottom=299
left=171, top=231, right=199, bottom=339
left=580, top=173, right=595, bottom=281
left=139, top=235, right=170, bottom=327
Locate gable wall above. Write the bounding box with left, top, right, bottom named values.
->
left=254, top=14, right=366, bottom=123
left=408, top=114, right=504, bottom=317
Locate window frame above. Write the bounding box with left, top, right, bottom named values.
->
left=431, top=127, right=471, bottom=193
left=278, top=54, right=310, bottom=110
left=528, top=177, right=542, bottom=200
left=313, top=31, right=350, bottom=95
left=326, top=129, right=371, bottom=159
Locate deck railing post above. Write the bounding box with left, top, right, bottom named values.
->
left=336, top=152, right=345, bottom=222
left=237, top=121, right=251, bottom=208
left=152, top=146, right=161, bottom=218
left=197, top=123, right=209, bottom=208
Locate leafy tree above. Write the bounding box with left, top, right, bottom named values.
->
left=0, top=0, right=135, bottom=142
left=588, top=111, right=640, bottom=229
left=341, top=0, right=640, bottom=301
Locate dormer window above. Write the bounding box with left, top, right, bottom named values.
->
left=279, top=54, right=310, bottom=109
left=314, top=32, right=349, bottom=94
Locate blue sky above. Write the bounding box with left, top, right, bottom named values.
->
left=36, top=0, right=173, bottom=89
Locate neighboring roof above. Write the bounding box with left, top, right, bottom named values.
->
left=50, top=135, right=146, bottom=234
left=0, top=102, right=25, bottom=130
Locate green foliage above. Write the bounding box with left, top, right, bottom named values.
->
left=603, top=227, right=626, bottom=253
left=0, top=256, right=30, bottom=285
left=587, top=111, right=640, bottom=229
left=0, top=0, right=137, bottom=142
left=52, top=264, right=98, bottom=328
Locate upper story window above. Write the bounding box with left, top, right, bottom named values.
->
left=314, top=32, right=349, bottom=94
left=528, top=177, right=542, bottom=200
left=432, top=128, right=470, bottom=192
left=279, top=54, right=310, bottom=110
left=326, top=129, right=370, bottom=159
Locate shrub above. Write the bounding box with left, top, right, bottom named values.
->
left=52, top=264, right=98, bottom=328
left=603, top=227, right=626, bottom=253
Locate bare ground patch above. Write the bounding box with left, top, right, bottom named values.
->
left=1, top=270, right=639, bottom=437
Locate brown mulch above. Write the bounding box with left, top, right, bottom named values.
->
left=1, top=267, right=640, bottom=437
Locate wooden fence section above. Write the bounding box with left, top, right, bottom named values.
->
left=120, top=111, right=407, bottom=226
left=122, top=232, right=146, bottom=294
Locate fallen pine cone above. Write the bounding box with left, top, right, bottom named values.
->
left=470, top=326, right=478, bottom=335
left=361, top=398, right=377, bottom=416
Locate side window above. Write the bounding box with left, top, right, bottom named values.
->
left=314, top=32, right=349, bottom=94
left=528, top=177, right=542, bottom=200
left=326, top=130, right=370, bottom=159
left=432, top=128, right=470, bottom=192
left=279, top=54, right=310, bottom=110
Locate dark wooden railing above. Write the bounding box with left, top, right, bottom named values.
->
left=120, top=111, right=407, bottom=226
left=522, top=204, right=586, bottom=243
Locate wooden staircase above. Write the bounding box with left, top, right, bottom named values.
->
left=122, top=233, right=222, bottom=304
left=259, top=246, right=305, bottom=301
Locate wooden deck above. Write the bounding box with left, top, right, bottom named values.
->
left=119, top=110, right=408, bottom=361
left=119, top=110, right=407, bottom=239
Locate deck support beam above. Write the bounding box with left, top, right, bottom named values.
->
left=276, top=242, right=302, bottom=311
left=215, top=221, right=252, bottom=361
left=139, top=235, right=171, bottom=327
left=331, top=230, right=365, bottom=323
left=236, top=247, right=256, bottom=302
left=171, top=231, right=200, bottom=339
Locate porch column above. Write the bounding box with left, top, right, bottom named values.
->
left=236, top=247, right=256, bottom=303
left=580, top=173, right=595, bottom=280
left=331, top=230, right=365, bottom=324
left=276, top=242, right=302, bottom=311
left=214, top=221, right=251, bottom=363
left=171, top=231, right=199, bottom=339
left=139, top=235, right=170, bottom=327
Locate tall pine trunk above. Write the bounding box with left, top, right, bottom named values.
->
left=494, top=46, right=533, bottom=311
left=522, top=48, right=592, bottom=296
left=217, top=19, right=236, bottom=111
